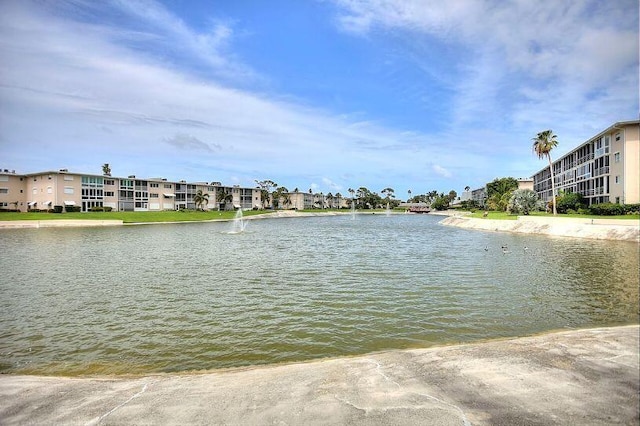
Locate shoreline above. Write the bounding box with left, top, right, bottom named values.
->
left=2, top=325, right=637, bottom=424
left=440, top=214, right=640, bottom=241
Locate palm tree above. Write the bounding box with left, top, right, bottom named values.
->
left=102, top=163, right=111, bottom=176
left=193, top=189, right=209, bottom=211
left=464, top=186, right=470, bottom=193
left=407, top=189, right=412, bottom=202
left=216, top=189, right=233, bottom=210
left=533, top=130, right=559, bottom=215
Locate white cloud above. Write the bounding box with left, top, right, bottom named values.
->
left=1, top=0, right=636, bottom=195
left=333, top=0, right=638, bottom=138
left=0, top=0, right=470, bottom=189
left=432, top=164, right=452, bottom=178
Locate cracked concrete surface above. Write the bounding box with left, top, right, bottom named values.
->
left=1, top=325, right=638, bottom=425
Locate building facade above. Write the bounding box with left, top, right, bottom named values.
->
left=0, top=169, right=331, bottom=212
left=532, top=121, right=639, bottom=206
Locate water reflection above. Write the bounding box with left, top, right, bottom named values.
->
left=0, top=215, right=637, bottom=375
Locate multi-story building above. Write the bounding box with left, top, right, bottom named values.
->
left=0, top=169, right=276, bottom=212
left=532, top=120, right=639, bottom=206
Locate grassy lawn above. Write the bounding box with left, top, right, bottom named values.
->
left=0, top=210, right=273, bottom=223
left=468, top=210, right=639, bottom=220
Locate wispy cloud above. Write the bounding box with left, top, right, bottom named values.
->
left=0, top=0, right=637, bottom=195
left=164, top=134, right=221, bottom=153
left=333, top=0, right=638, bottom=143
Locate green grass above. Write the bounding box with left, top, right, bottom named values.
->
left=468, top=210, right=639, bottom=220
left=0, top=210, right=273, bottom=223
left=468, top=211, right=518, bottom=220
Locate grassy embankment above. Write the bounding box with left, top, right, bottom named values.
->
left=0, top=210, right=273, bottom=223
left=467, top=210, right=639, bottom=220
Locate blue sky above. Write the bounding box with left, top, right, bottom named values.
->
left=1, top=0, right=637, bottom=198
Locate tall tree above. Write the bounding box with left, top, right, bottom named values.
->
left=381, top=187, right=395, bottom=205
left=193, top=189, right=209, bottom=211
left=216, top=189, right=233, bottom=210
left=102, top=163, right=111, bottom=176
left=255, top=180, right=278, bottom=209
left=532, top=130, right=559, bottom=215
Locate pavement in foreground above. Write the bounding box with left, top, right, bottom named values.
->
left=1, top=325, right=638, bottom=425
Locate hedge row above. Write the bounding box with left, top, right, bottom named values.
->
left=588, top=203, right=640, bottom=216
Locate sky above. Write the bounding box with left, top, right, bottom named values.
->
left=1, top=0, right=638, bottom=198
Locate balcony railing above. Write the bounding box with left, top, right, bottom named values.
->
left=593, top=166, right=610, bottom=177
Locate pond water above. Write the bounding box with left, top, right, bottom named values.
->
left=0, top=214, right=638, bottom=375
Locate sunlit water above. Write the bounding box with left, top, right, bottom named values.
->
left=0, top=214, right=638, bottom=376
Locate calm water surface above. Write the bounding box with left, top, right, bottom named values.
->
left=0, top=214, right=638, bottom=375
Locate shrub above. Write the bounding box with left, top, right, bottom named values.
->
left=508, top=189, right=539, bottom=215
left=91, top=206, right=104, bottom=212
left=624, top=204, right=640, bottom=214
left=104, top=206, right=113, bottom=212
left=53, top=205, right=63, bottom=213
left=556, top=191, right=586, bottom=214
left=588, top=203, right=625, bottom=216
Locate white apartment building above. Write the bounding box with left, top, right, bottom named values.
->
left=0, top=169, right=264, bottom=213
left=532, top=121, right=639, bottom=205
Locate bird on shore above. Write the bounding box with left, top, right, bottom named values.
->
left=501, top=245, right=509, bottom=254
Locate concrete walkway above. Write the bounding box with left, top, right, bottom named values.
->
left=1, top=325, right=638, bottom=425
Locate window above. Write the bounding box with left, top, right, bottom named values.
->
left=47, top=187, right=52, bottom=194
left=0, top=188, right=8, bottom=194
left=104, top=179, right=115, bottom=185
left=615, top=175, right=620, bottom=184
left=150, top=183, right=159, bottom=188
left=64, top=176, right=74, bottom=181
left=614, top=152, right=620, bottom=163
left=0, top=176, right=8, bottom=182
left=615, top=132, right=621, bottom=141
left=64, top=186, right=74, bottom=194
left=32, top=188, right=37, bottom=194
left=150, top=193, right=159, bottom=198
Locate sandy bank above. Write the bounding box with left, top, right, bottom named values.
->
left=1, top=325, right=638, bottom=425
left=440, top=215, right=640, bottom=241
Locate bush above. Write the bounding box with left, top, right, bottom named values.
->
left=624, top=204, right=640, bottom=214
left=508, top=189, right=539, bottom=215
left=53, top=205, right=63, bottom=213
left=65, top=205, right=81, bottom=212
left=588, top=203, right=625, bottom=216
left=91, top=206, right=104, bottom=212
left=556, top=191, right=586, bottom=214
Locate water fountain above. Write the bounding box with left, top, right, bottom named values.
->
left=229, top=208, right=246, bottom=233
left=385, top=202, right=391, bottom=217
left=351, top=200, right=356, bottom=220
